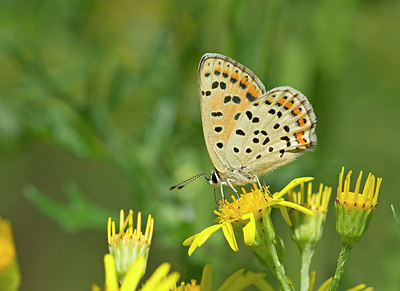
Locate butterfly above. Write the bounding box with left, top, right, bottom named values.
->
left=170, top=53, right=317, bottom=202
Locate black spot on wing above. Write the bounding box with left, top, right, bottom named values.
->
left=214, top=126, right=223, bottom=133
left=236, top=129, right=245, bottom=136
left=262, top=137, right=270, bottom=145
left=246, top=92, right=257, bottom=102
left=246, top=111, right=252, bottom=120
left=232, top=96, right=241, bottom=104
left=211, top=111, right=223, bottom=117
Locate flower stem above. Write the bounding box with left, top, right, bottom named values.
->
left=249, top=212, right=294, bottom=291
left=300, top=243, right=314, bottom=291
left=328, top=242, right=353, bottom=291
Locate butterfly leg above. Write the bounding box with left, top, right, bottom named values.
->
left=262, top=176, right=273, bottom=197
left=213, top=187, right=219, bottom=206
left=254, top=175, right=268, bottom=201
left=226, top=179, right=240, bottom=202
left=220, top=184, right=225, bottom=205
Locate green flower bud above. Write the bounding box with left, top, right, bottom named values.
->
left=107, top=210, right=154, bottom=282
left=289, top=183, right=332, bottom=251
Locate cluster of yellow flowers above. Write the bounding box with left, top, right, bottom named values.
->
left=0, top=167, right=382, bottom=291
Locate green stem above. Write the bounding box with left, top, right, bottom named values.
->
left=249, top=213, right=294, bottom=291
left=328, top=243, right=353, bottom=291
left=300, top=243, right=314, bottom=291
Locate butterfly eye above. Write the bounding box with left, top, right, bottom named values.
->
left=211, top=173, right=218, bottom=184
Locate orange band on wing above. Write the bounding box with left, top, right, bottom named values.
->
left=248, top=85, right=260, bottom=98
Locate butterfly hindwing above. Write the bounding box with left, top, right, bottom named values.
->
left=198, top=53, right=266, bottom=173
left=227, top=86, right=317, bottom=176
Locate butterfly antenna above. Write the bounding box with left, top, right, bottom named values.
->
left=169, top=172, right=212, bottom=190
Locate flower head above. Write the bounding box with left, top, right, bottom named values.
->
left=108, top=210, right=154, bottom=282
left=175, top=264, right=271, bottom=291
left=335, top=167, right=382, bottom=246
left=183, top=177, right=314, bottom=256
left=336, top=167, right=381, bottom=211
left=288, top=182, right=332, bottom=250
left=0, top=218, right=20, bottom=291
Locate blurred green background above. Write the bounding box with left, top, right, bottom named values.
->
left=0, top=0, right=399, bottom=290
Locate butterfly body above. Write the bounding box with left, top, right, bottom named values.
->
left=170, top=53, right=317, bottom=199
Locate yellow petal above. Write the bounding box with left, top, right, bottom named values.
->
left=188, top=224, right=223, bottom=256
left=183, top=234, right=197, bottom=246
left=279, top=201, right=314, bottom=216
left=242, top=213, right=256, bottom=246
left=120, top=256, right=146, bottom=291
left=347, top=284, right=367, bottom=291
left=316, top=277, right=333, bottom=291
left=279, top=205, right=292, bottom=226
left=104, top=254, right=119, bottom=291
left=253, top=279, right=274, bottom=291
left=140, top=262, right=178, bottom=291
left=218, top=269, right=245, bottom=291
left=197, top=224, right=224, bottom=246
left=151, top=272, right=180, bottom=291
left=309, top=271, right=316, bottom=291
left=274, top=177, right=314, bottom=200
left=218, top=269, right=267, bottom=291
left=222, top=223, right=238, bottom=251
left=200, top=264, right=213, bottom=291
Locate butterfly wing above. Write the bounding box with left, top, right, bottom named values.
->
left=198, top=53, right=266, bottom=174
left=226, top=86, right=317, bottom=177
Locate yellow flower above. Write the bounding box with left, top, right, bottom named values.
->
left=288, top=182, right=332, bottom=249
left=288, top=183, right=332, bottom=291
left=176, top=279, right=199, bottom=291
left=108, top=210, right=154, bottom=282
left=329, top=167, right=382, bottom=291
left=0, top=219, right=15, bottom=272
left=336, top=167, right=381, bottom=211
left=175, top=264, right=272, bottom=291
left=183, top=177, right=314, bottom=256
left=289, top=182, right=331, bottom=214
left=0, top=218, right=20, bottom=291
left=92, top=254, right=179, bottom=291
left=335, top=167, right=382, bottom=246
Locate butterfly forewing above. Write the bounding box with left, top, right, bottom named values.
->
left=198, top=53, right=266, bottom=173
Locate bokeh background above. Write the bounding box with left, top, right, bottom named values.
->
left=1, top=0, right=399, bottom=290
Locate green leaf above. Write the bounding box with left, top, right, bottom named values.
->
left=391, top=205, right=400, bottom=229
left=23, top=181, right=114, bottom=233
